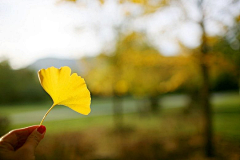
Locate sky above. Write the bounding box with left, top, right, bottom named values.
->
left=0, top=0, right=239, bottom=69
left=0, top=0, right=107, bottom=69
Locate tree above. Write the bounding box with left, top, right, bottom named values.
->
left=82, top=53, right=128, bottom=129
left=124, top=0, right=239, bottom=157
left=117, top=32, right=190, bottom=113
left=212, top=15, right=240, bottom=94
left=83, top=31, right=190, bottom=113
left=66, top=0, right=239, bottom=157
left=0, top=60, right=47, bottom=104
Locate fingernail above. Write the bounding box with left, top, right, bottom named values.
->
left=37, top=125, right=46, bottom=134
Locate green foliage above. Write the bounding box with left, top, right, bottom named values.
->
left=0, top=60, right=47, bottom=104
left=211, top=72, right=238, bottom=92
left=212, top=36, right=240, bottom=71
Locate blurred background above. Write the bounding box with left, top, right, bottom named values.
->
left=0, top=0, right=240, bottom=159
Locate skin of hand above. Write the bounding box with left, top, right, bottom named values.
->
left=0, top=125, right=46, bottom=160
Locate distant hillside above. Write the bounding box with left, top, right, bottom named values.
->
left=27, top=57, right=84, bottom=73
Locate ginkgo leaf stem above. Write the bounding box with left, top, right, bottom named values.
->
left=40, top=104, right=56, bottom=125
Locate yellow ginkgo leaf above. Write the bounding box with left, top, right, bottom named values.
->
left=38, top=66, right=91, bottom=125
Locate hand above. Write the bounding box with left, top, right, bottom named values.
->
left=0, top=125, right=46, bottom=160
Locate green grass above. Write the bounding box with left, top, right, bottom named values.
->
left=1, top=92, right=239, bottom=140
left=0, top=102, right=52, bottom=115
left=212, top=92, right=240, bottom=140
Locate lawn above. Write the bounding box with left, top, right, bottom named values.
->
left=1, top=92, right=239, bottom=159
left=0, top=92, right=239, bottom=140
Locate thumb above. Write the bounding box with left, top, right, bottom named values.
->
left=23, top=125, right=46, bottom=150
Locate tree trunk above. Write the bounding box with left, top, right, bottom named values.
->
left=200, top=20, right=214, bottom=157
left=135, top=98, right=146, bottom=117
left=184, top=89, right=200, bottom=114
left=238, top=70, right=240, bottom=95
left=149, top=95, right=160, bottom=114
left=200, top=58, right=214, bottom=157
left=113, top=95, right=123, bottom=129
